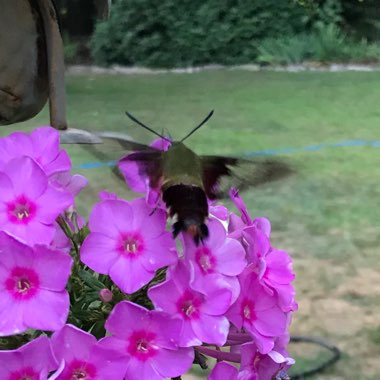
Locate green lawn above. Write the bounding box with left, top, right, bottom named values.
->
left=2, top=70, right=380, bottom=378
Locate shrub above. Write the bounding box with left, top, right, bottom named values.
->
left=257, top=25, right=380, bottom=66
left=256, top=34, right=314, bottom=65
left=91, top=0, right=306, bottom=67
left=91, top=0, right=380, bottom=67
left=311, top=24, right=349, bottom=62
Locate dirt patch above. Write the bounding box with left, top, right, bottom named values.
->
left=291, top=258, right=380, bottom=379
left=335, top=268, right=380, bottom=298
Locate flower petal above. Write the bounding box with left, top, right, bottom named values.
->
left=4, top=157, right=47, bottom=198
left=131, top=198, right=166, bottom=238
left=255, top=307, right=287, bottom=337
left=51, top=324, right=96, bottom=364
left=3, top=219, right=56, bottom=246
left=0, top=173, right=14, bottom=202
left=43, top=150, right=71, bottom=176
left=125, top=358, right=162, bottom=380
left=208, top=361, right=238, bottom=380
left=34, top=245, right=72, bottom=290
left=151, top=347, right=194, bottom=378
left=0, top=294, right=26, bottom=336
left=191, top=314, right=229, bottom=346
left=109, top=256, right=154, bottom=294
left=201, top=285, right=232, bottom=316
left=92, top=344, right=128, bottom=380
left=141, top=234, right=177, bottom=272
left=24, top=290, right=69, bottom=331
left=215, top=238, right=246, bottom=276
left=148, top=279, right=181, bottom=315
left=37, top=187, right=73, bottom=223
left=80, top=233, right=119, bottom=274
left=88, top=200, right=134, bottom=238
left=105, top=301, right=150, bottom=338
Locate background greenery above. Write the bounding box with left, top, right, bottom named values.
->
left=90, top=0, right=380, bottom=67
left=90, top=0, right=306, bottom=67
left=55, top=0, right=380, bottom=67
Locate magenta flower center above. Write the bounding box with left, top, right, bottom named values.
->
left=241, top=299, right=257, bottom=323
left=5, top=267, right=40, bottom=300
left=177, top=290, right=202, bottom=319
left=7, top=195, right=37, bottom=224
left=195, top=246, right=216, bottom=274
left=127, top=330, right=158, bottom=361
left=9, top=367, right=37, bottom=380
left=117, top=231, right=145, bottom=257
left=67, top=359, right=97, bottom=379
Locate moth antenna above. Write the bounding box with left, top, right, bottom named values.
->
left=180, top=110, right=214, bottom=142
left=125, top=111, right=172, bottom=142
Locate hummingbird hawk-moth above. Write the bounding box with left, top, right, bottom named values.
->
left=86, top=111, right=293, bottom=244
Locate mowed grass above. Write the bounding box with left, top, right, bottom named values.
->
left=3, top=70, right=380, bottom=378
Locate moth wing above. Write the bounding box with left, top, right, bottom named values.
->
left=201, top=155, right=294, bottom=199
left=80, top=132, right=163, bottom=186
left=200, top=156, right=239, bottom=199
left=119, top=150, right=164, bottom=189
left=96, top=131, right=159, bottom=152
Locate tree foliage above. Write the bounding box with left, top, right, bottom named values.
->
left=91, top=0, right=307, bottom=67
left=88, top=0, right=380, bottom=67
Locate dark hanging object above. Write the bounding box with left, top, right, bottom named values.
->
left=0, top=0, right=67, bottom=130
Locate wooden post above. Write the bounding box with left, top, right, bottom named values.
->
left=37, top=0, right=68, bottom=130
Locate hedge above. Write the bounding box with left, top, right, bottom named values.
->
left=91, top=0, right=307, bottom=68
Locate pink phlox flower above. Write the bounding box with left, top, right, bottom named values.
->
left=49, top=171, right=88, bottom=197
left=199, top=330, right=293, bottom=379
left=0, top=127, right=71, bottom=176
left=118, top=137, right=171, bottom=206
left=238, top=341, right=294, bottom=380
left=242, top=225, right=271, bottom=267
left=80, top=198, right=177, bottom=294
left=229, top=188, right=253, bottom=226
left=0, top=336, right=58, bottom=380
left=100, top=300, right=194, bottom=380
left=208, top=361, right=238, bottom=380
left=50, top=324, right=127, bottom=380
left=243, top=226, right=297, bottom=312
left=228, top=188, right=271, bottom=240
left=0, top=157, right=73, bottom=245
left=148, top=260, right=232, bottom=347
left=149, top=137, right=172, bottom=151
left=226, top=268, right=287, bottom=354
left=0, top=232, right=72, bottom=336
left=261, top=248, right=297, bottom=313
left=0, top=127, right=86, bottom=204
left=183, top=218, right=246, bottom=303
left=208, top=200, right=229, bottom=222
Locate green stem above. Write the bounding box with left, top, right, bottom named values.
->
left=57, top=216, right=80, bottom=256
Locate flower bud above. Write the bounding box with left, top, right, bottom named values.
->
left=99, top=288, right=113, bottom=303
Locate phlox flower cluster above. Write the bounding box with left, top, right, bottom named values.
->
left=0, top=127, right=85, bottom=337
left=0, top=129, right=297, bottom=380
